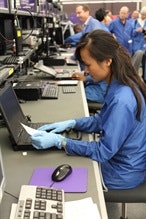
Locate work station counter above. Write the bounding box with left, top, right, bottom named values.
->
left=0, top=79, right=108, bottom=219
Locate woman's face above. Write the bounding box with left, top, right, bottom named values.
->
left=80, top=47, right=112, bottom=84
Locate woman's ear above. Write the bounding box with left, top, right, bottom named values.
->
left=106, top=58, right=112, bottom=66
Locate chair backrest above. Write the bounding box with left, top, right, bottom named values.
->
left=87, top=101, right=102, bottom=114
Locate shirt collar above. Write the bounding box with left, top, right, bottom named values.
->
left=84, top=16, right=91, bottom=25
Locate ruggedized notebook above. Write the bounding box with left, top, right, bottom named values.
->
left=0, top=85, right=81, bottom=151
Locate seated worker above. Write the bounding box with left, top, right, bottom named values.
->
left=73, top=23, right=83, bottom=33
left=31, top=30, right=146, bottom=190
left=95, top=8, right=110, bottom=32
left=64, top=4, right=103, bottom=46
left=72, top=72, right=107, bottom=103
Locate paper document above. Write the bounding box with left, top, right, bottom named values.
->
left=9, top=203, right=17, bottom=219
left=65, top=197, right=101, bottom=219
left=20, top=123, right=41, bottom=135
left=57, top=80, right=78, bottom=85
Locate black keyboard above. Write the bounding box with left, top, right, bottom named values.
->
left=41, top=84, right=59, bottom=99
left=2, top=56, right=19, bottom=64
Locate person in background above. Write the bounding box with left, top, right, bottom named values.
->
left=105, top=9, right=115, bottom=20
left=72, top=71, right=108, bottom=103
left=73, top=23, right=83, bottom=33
left=108, top=6, right=133, bottom=55
left=108, top=6, right=143, bottom=73
left=31, top=30, right=146, bottom=190
left=64, top=4, right=103, bottom=46
left=95, top=8, right=110, bottom=31
left=70, top=7, right=109, bottom=104
left=131, top=10, right=139, bottom=20
left=131, top=7, right=146, bottom=73
left=129, top=10, right=139, bottom=25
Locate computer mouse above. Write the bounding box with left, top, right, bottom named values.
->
left=51, top=164, right=72, bottom=182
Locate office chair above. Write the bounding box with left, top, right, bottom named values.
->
left=87, top=100, right=103, bottom=114
left=104, top=180, right=146, bottom=219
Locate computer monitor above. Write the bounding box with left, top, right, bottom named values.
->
left=0, top=19, right=14, bottom=55
left=0, top=147, right=6, bottom=204
left=20, top=0, right=36, bottom=12
left=0, top=0, right=8, bottom=9
left=39, top=0, right=47, bottom=15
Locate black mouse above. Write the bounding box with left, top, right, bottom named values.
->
left=51, top=164, right=72, bottom=182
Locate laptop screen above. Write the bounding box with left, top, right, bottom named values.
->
left=0, top=147, right=6, bottom=204
left=0, top=85, right=27, bottom=144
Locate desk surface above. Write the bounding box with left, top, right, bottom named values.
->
left=0, top=80, right=108, bottom=219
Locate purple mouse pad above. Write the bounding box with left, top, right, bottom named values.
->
left=29, top=167, right=88, bottom=193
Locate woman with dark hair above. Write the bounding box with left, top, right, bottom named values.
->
left=31, top=30, right=146, bottom=189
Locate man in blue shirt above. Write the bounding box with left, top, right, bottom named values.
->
left=109, top=6, right=144, bottom=73
left=108, top=6, right=133, bottom=55
left=64, top=4, right=103, bottom=46
left=131, top=6, right=146, bottom=78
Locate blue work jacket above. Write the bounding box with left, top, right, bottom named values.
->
left=64, top=16, right=103, bottom=46
left=132, top=19, right=146, bottom=54
left=108, top=18, right=133, bottom=55
left=66, top=79, right=146, bottom=189
left=85, top=76, right=108, bottom=103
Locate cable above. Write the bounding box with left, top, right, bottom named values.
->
left=4, top=190, right=18, bottom=200
left=0, top=32, right=14, bottom=43
left=17, top=7, right=35, bottom=42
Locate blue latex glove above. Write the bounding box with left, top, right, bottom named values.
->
left=38, top=120, right=76, bottom=133
left=31, top=131, right=64, bottom=150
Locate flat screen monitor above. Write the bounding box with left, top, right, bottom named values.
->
left=20, top=0, right=36, bottom=12
left=0, top=147, right=6, bottom=204
left=10, top=0, right=36, bottom=12
left=0, top=0, right=8, bottom=8
left=0, top=19, right=14, bottom=55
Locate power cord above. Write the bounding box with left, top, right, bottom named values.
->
left=0, top=114, right=6, bottom=128
left=4, top=190, right=18, bottom=200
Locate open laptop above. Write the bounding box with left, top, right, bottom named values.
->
left=0, top=146, right=6, bottom=204
left=34, top=62, right=78, bottom=80
left=0, top=85, right=81, bottom=151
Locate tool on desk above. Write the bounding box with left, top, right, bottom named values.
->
left=0, top=85, right=82, bottom=151
left=14, top=10, right=23, bottom=56
left=34, top=61, right=77, bottom=79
